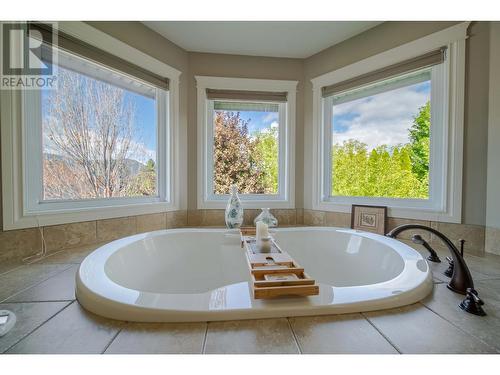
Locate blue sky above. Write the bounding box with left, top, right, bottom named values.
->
left=43, top=60, right=277, bottom=165
left=42, top=66, right=157, bottom=164
left=332, top=80, right=431, bottom=150
left=126, top=92, right=156, bottom=156
left=216, top=109, right=279, bottom=134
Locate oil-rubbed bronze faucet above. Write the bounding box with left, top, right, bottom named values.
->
left=386, top=223, right=486, bottom=316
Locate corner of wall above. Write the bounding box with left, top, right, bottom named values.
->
left=486, top=22, right=500, bottom=255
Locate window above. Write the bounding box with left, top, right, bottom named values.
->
left=326, top=69, right=432, bottom=200
left=211, top=100, right=282, bottom=195
left=196, top=77, right=297, bottom=209
left=39, top=49, right=162, bottom=202
left=1, top=22, right=181, bottom=229
left=311, top=23, right=468, bottom=222
left=24, top=26, right=170, bottom=215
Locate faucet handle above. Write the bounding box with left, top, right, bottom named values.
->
left=444, top=256, right=454, bottom=278
left=466, top=288, right=484, bottom=305
left=459, top=288, right=486, bottom=316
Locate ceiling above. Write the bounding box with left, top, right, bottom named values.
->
left=142, top=21, right=382, bottom=58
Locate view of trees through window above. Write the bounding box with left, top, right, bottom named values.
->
left=41, top=66, right=430, bottom=202
left=42, top=64, right=158, bottom=200
left=331, top=78, right=431, bottom=199
left=213, top=101, right=279, bottom=195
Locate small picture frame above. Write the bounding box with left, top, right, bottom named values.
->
left=351, top=205, right=387, bottom=235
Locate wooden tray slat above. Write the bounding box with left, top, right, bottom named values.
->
left=254, top=285, right=320, bottom=299
left=253, top=279, right=316, bottom=288
left=251, top=267, right=305, bottom=277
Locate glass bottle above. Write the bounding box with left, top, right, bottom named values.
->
left=253, top=208, right=278, bottom=228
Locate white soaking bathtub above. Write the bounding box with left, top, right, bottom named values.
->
left=76, top=227, right=433, bottom=322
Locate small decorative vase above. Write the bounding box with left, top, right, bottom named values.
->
left=254, top=208, right=278, bottom=228
left=225, top=185, right=244, bottom=229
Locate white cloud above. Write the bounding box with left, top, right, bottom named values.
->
left=332, top=84, right=430, bottom=150
left=263, top=112, right=279, bottom=124
left=128, top=141, right=156, bottom=163
left=258, top=121, right=279, bottom=136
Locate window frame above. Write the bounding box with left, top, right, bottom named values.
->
left=196, top=76, right=297, bottom=209
left=323, top=66, right=444, bottom=210
left=24, top=52, right=169, bottom=212
left=310, top=22, right=469, bottom=223
left=1, top=21, right=182, bottom=230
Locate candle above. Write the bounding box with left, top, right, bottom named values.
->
left=256, top=221, right=269, bottom=241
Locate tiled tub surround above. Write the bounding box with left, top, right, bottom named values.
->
left=0, top=209, right=292, bottom=264
left=486, top=226, right=500, bottom=256
left=1, top=238, right=500, bottom=353
left=0, top=209, right=489, bottom=266
left=302, top=210, right=486, bottom=256
left=0, top=211, right=189, bottom=265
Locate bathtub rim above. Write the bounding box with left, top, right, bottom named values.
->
left=75, top=226, right=433, bottom=322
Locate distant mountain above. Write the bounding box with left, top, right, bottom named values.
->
left=123, top=158, right=144, bottom=175
left=43, top=153, right=146, bottom=175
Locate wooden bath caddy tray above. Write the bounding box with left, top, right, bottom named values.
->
left=240, top=227, right=319, bottom=299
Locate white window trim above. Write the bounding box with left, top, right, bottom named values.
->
left=310, top=22, right=470, bottom=223
left=195, top=76, right=297, bottom=209
left=1, top=21, right=182, bottom=230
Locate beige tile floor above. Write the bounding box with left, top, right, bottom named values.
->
left=1, top=239, right=500, bottom=354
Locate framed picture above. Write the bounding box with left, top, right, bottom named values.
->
left=350, top=205, right=387, bottom=235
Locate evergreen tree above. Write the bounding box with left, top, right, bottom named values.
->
left=409, top=101, right=431, bottom=181
left=254, top=126, right=279, bottom=194
left=331, top=140, right=428, bottom=199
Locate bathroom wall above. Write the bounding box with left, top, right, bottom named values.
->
left=302, top=22, right=457, bottom=216
left=0, top=21, right=496, bottom=262
left=0, top=22, right=192, bottom=263
left=463, top=22, right=490, bottom=226
left=302, top=21, right=490, bottom=227
left=299, top=21, right=491, bottom=254
left=186, top=52, right=305, bottom=210
left=86, top=21, right=190, bottom=210
left=486, top=22, right=500, bottom=255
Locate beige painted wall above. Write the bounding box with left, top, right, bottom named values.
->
left=302, top=21, right=490, bottom=226
left=486, top=22, right=500, bottom=254
left=187, top=52, right=304, bottom=209
left=463, top=22, right=490, bottom=226
left=86, top=21, right=190, bottom=209
left=486, top=22, right=500, bottom=228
